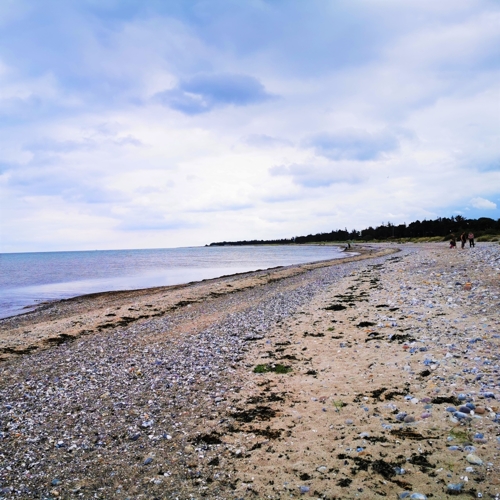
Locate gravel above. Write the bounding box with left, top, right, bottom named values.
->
left=0, top=244, right=498, bottom=499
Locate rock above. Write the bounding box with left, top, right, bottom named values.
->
left=299, top=485, right=310, bottom=494
left=466, top=454, right=483, bottom=465
left=447, top=483, right=463, bottom=493
left=143, top=457, right=153, bottom=465
left=403, top=415, right=415, bottom=423
left=244, top=334, right=264, bottom=341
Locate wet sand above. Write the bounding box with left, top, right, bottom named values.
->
left=0, top=243, right=499, bottom=499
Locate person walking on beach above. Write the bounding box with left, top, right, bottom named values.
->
left=468, top=232, right=475, bottom=247
left=450, top=235, right=457, bottom=249
left=460, top=233, right=467, bottom=249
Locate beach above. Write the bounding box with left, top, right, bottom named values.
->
left=0, top=243, right=499, bottom=499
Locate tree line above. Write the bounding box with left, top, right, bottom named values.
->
left=208, top=216, right=500, bottom=246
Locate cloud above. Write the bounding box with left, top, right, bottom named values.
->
left=243, top=134, right=292, bottom=148
left=154, top=73, right=275, bottom=114
left=1, top=1, right=500, bottom=252
left=188, top=202, right=253, bottom=213
left=118, top=217, right=198, bottom=232
left=470, top=197, right=497, bottom=210
left=269, top=163, right=361, bottom=188
left=23, top=135, right=143, bottom=154
left=5, top=164, right=128, bottom=204
left=305, top=129, right=401, bottom=161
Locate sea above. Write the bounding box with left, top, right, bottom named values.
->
left=0, top=245, right=349, bottom=319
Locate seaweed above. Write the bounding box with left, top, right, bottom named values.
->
left=431, top=396, right=460, bottom=406
left=408, top=452, right=435, bottom=471
left=337, top=478, right=352, bottom=487
left=191, top=432, right=223, bottom=445
left=253, top=364, right=292, bottom=374
left=357, top=321, right=376, bottom=328
left=231, top=406, right=277, bottom=422
left=324, top=304, right=347, bottom=311
left=388, top=333, right=415, bottom=344
left=370, top=387, right=387, bottom=400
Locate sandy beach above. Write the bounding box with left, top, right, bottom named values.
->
left=0, top=243, right=499, bottom=499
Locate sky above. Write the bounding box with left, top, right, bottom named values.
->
left=0, top=0, right=499, bottom=252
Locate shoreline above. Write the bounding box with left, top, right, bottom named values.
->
left=1, top=243, right=499, bottom=499
left=0, top=243, right=357, bottom=322
left=0, top=245, right=382, bottom=361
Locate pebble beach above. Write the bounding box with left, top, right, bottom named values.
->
left=0, top=243, right=499, bottom=499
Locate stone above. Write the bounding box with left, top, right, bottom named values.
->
left=447, top=483, right=463, bottom=493
left=466, top=454, right=483, bottom=465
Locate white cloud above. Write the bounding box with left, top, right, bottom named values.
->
left=0, top=0, right=499, bottom=252
left=470, top=197, right=497, bottom=210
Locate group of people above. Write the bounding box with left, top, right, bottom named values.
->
left=450, top=232, right=475, bottom=249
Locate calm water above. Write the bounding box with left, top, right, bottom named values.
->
left=0, top=245, right=348, bottom=319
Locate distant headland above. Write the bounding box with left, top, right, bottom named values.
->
left=208, top=215, right=500, bottom=246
